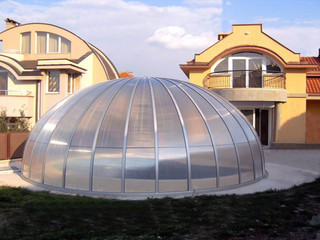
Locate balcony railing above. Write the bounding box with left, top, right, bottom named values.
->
left=203, top=70, right=286, bottom=90
left=0, top=90, right=32, bottom=96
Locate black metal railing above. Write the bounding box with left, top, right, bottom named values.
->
left=203, top=70, right=286, bottom=89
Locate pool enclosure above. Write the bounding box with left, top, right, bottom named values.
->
left=22, top=77, right=266, bottom=198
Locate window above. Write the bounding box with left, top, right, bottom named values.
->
left=21, top=32, right=31, bottom=54
left=61, top=37, right=71, bottom=53
left=0, top=67, right=8, bottom=95
left=68, top=73, right=75, bottom=94
left=37, top=32, right=71, bottom=54
left=212, top=52, right=282, bottom=88
left=47, top=71, right=60, bottom=93
left=37, top=32, right=46, bottom=54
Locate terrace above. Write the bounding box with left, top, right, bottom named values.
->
left=203, top=70, right=287, bottom=102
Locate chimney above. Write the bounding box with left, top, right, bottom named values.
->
left=318, top=48, right=320, bottom=58
left=218, top=32, right=230, bottom=41
left=5, top=18, right=20, bottom=30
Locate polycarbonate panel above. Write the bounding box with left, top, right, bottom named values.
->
left=65, top=147, right=91, bottom=190
left=190, top=146, right=217, bottom=190
left=216, top=144, right=239, bottom=187
left=236, top=142, right=254, bottom=182
left=125, top=148, right=155, bottom=193
left=93, top=147, right=122, bottom=192
left=127, top=79, right=155, bottom=148
left=44, top=84, right=109, bottom=186
left=43, top=144, right=65, bottom=187
left=29, top=84, right=102, bottom=181
left=252, top=143, right=263, bottom=177
left=159, top=147, right=187, bottom=192
left=29, top=141, right=47, bottom=182
left=162, top=80, right=211, bottom=147
left=178, top=83, right=234, bottom=146
left=22, top=93, right=74, bottom=176
left=96, top=79, right=138, bottom=148
left=71, top=80, right=126, bottom=148
left=216, top=101, right=264, bottom=178
left=151, top=79, right=185, bottom=148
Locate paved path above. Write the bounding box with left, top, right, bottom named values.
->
left=0, top=149, right=319, bottom=197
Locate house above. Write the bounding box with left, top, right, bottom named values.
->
left=180, top=24, right=320, bottom=146
left=0, top=18, right=119, bottom=127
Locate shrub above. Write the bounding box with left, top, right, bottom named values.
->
left=0, top=107, right=30, bottom=132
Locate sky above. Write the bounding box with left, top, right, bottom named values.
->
left=0, top=0, right=320, bottom=80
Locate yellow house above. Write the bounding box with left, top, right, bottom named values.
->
left=0, top=18, right=119, bottom=127
left=180, top=24, right=319, bottom=146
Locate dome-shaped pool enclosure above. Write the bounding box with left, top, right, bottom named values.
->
left=22, top=77, right=266, bottom=198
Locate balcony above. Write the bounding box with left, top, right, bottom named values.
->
left=203, top=70, right=287, bottom=102
left=0, top=90, right=34, bottom=117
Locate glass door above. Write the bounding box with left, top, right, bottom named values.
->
left=232, top=59, right=246, bottom=88
left=249, top=59, right=262, bottom=87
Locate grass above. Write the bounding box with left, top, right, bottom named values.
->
left=0, top=178, right=319, bottom=240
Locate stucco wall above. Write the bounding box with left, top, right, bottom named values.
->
left=276, top=98, right=306, bottom=143
left=41, top=71, right=69, bottom=116
left=195, top=25, right=300, bottom=64
left=306, top=100, right=320, bottom=143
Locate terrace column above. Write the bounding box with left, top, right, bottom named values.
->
left=275, top=102, right=282, bottom=142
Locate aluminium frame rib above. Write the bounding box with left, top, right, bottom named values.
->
left=121, top=78, right=141, bottom=193
left=148, top=77, right=159, bottom=192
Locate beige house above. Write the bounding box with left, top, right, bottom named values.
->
left=0, top=18, right=119, bottom=127
left=180, top=24, right=319, bottom=146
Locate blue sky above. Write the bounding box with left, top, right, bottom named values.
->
left=1, top=0, right=319, bottom=80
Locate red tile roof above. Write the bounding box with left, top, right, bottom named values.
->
left=306, top=78, right=320, bottom=95
left=119, top=71, right=134, bottom=78
left=301, top=57, right=320, bottom=73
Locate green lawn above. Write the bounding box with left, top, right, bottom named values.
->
left=0, top=178, right=319, bottom=240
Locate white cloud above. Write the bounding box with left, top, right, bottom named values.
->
left=0, top=0, right=223, bottom=80
left=184, top=0, right=223, bottom=5
left=254, top=17, right=280, bottom=23
left=2, top=0, right=318, bottom=82
left=265, top=26, right=320, bottom=56
left=147, top=26, right=215, bottom=50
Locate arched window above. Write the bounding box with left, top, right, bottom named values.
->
left=212, top=52, right=282, bottom=88
left=37, top=32, right=71, bottom=54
